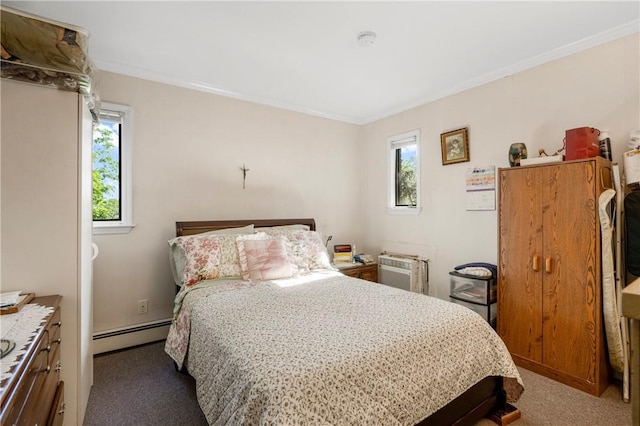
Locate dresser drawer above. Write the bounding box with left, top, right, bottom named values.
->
left=47, top=381, right=65, bottom=426
left=29, top=343, right=61, bottom=426
left=3, top=332, right=49, bottom=425
left=0, top=295, right=62, bottom=426
left=340, top=264, right=378, bottom=283
left=47, top=307, right=62, bottom=365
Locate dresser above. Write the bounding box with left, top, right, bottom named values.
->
left=0, top=295, right=64, bottom=425
left=498, top=157, right=610, bottom=396
left=339, top=263, right=378, bottom=282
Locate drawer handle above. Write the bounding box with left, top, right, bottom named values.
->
left=58, top=401, right=66, bottom=415
left=54, top=321, right=62, bottom=327
left=55, top=360, right=62, bottom=372
left=44, top=339, right=61, bottom=352
left=46, top=366, right=51, bottom=373
left=532, top=255, right=540, bottom=272
left=545, top=257, right=552, bottom=273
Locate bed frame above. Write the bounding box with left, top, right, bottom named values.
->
left=173, top=218, right=518, bottom=426
left=176, top=218, right=317, bottom=236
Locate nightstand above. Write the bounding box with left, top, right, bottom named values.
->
left=338, top=263, right=378, bottom=283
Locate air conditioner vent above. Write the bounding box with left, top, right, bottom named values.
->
left=378, top=255, right=413, bottom=270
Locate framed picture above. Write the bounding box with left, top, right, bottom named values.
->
left=441, top=127, right=470, bottom=165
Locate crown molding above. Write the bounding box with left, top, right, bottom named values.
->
left=362, top=20, right=640, bottom=124
left=93, top=20, right=639, bottom=126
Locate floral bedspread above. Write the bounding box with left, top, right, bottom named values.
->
left=165, top=273, right=523, bottom=425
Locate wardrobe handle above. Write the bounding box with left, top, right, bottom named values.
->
left=545, top=257, right=552, bottom=273
left=532, top=255, right=540, bottom=272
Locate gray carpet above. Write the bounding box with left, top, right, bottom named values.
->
left=84, top=340, right=632, bottom=425
left=84, top=340, right=207, bottom=426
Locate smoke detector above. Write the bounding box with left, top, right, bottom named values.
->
left=357, top=31, right=377, bottom=47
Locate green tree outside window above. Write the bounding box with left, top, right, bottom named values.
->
left=93, top=125, right=120, bottom=220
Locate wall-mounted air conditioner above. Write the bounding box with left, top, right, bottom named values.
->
left=378, top=254, right=428, bottom=294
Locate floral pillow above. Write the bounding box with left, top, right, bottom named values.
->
left=170, top=235, right=222, bottom=286
left=169, top=233, right=244, bottom=286
left=168, top=225, right=253, bottom=285
left=236, top=234, right=298, bottom=281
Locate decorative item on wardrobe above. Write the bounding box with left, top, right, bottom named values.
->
left=564, top=127, right=601, bottom=161
left=508, top=143, right=527, bottom=167
left=599, top=129, right=613, bottom=161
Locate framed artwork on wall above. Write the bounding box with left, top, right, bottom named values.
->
left=441, top=127, right=470, bottom=165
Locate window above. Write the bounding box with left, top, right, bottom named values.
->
left=92, top=102, right=134, bottom=234
left=387, top=130, right=421, bottom=214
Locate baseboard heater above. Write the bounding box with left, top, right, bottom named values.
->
left=93, top=318, right=173, bottom=354
left=93, top=318, right=172, bottom=340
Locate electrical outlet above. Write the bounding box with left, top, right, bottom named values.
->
left=137, top=299, right=148, bottom=314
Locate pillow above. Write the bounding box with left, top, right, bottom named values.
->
left=261, top=229, right=332, bottom=271
left=169, top=225, right=254, bottom=285
left=299, top=230, right=333, bottom=270
left=236, top=234, right=298, bottom=281
left=255, top=224, right=310, bottom=232
left=170, top=234, right=222, bottom=286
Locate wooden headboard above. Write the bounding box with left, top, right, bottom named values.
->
left=175, top=218, right=316, bottom=236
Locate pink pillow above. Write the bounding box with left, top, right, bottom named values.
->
left=236, top=235, right=297, bottom=281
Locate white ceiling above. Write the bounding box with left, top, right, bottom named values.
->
left=4, top=1, right=639, bottom=124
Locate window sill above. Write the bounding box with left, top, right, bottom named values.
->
left=93, top=223, right=135, bottom=235
left=387, top=207, right=422, bottom=215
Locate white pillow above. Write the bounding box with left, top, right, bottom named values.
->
left=260, top=229, right=332, bottom=271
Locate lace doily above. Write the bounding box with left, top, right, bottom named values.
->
left=0, top=303, right=55, bottom=394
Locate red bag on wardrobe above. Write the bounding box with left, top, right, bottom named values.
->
left=565, top=127, right=600, bottom=161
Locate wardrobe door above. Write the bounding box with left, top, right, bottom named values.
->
left=498, top=166, right=544, bottom=363
left=541, top=161, right=599, bottom=382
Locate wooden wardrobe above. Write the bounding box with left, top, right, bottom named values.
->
left=497, top=157, right=611, bottom=396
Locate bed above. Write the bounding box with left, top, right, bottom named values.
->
left=165, top=219, right=523, bottom=425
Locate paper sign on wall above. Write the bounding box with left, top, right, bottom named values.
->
left=465, top=166, right=496, bottom=211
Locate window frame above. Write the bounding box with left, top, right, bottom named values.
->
left=387, top=129, right=421, bottom=215
left=92, top=102, right=134, bottom=235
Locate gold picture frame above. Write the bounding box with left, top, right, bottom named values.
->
left=441, top=127, right=470, bottom=165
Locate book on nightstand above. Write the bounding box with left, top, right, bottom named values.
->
left=333, top=252, right=353, bottom=263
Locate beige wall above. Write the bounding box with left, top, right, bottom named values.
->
left=359, top=33, right=640, bottom=299
left=92, top=72, right=361, bottom=338
left=4, top=32, right=636, bottom=358
left=94, top=33, right=639, bottom=343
